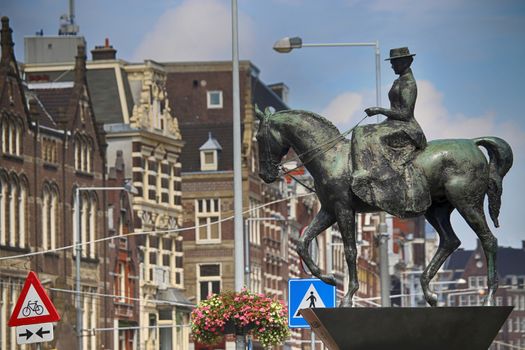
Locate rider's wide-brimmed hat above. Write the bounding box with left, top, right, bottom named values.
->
left=385, top=47, right=416, bottom=61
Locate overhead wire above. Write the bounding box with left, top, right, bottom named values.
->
left=0, top=192, right=315, bottom=261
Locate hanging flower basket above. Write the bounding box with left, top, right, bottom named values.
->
left=191, top=289, right=290, bottom=348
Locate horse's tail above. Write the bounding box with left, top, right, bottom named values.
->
left=474, top=136, right=513, bottom=227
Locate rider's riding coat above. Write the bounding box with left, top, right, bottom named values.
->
left=351, top=68, right=431, bottom=217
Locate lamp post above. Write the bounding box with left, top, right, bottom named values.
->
left=231, top=1, right=245, bottom=348
left=273, top=36, right=391, bottom=306
left=75, top=182, right=137, bottom=350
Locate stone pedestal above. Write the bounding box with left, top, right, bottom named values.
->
left=300, top=306, right=512, bottom=350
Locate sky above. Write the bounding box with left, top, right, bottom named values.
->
left=3, top=0, right=525, bottom=249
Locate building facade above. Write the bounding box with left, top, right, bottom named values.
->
left=0, top=17, right=109, bottom=350
left=444, top=243, right=525, bottom=350
left=23, top=40, right=191, bottom=350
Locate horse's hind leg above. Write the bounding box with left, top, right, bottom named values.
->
left=422, top=202, right=461, bottom=307
left=455, top=202, right=498, bottom=306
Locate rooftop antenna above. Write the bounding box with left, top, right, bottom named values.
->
left=58, top=0, right=79, bottom=35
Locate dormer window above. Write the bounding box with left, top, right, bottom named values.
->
left=199, top=132, right=222, bottom=171
left=207, top=90, right=223, bottom=109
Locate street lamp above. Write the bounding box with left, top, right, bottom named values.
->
left=75, top=181, right=137, bottom=350
left=272, top=36, right=381, bottom=115
left=273, top=36, right=391, bottom=306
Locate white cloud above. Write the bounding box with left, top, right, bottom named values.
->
left=346, top=0, right=463, bottom=14
left=320, top=80, right=525, bottom=155
left=416, top=80, right=525, bottom=150
left=320, top=91, right=364, bottom=125
left=133, top=0, right=256, bottom=62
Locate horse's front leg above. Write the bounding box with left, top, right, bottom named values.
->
left=297, top=208, right=337, bottom=286
left=335, top=204, right=358, bottom=307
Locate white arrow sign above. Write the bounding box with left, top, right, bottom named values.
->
left=16, top=322, right=54, bottom=345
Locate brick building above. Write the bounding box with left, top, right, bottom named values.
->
left=23, top=41, right=192, bottom=350
left=444, top=243, right=525, bottom=349
left=0, top=17, right=110, bottom=349
left=164, top=61, right=331, bottom=349
left=106, top=152, right=140, bottom=350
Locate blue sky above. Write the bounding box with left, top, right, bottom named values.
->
left=4, top=0, right=525, bottom=249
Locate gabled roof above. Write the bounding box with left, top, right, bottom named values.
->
left=445, top=245, right=525, bottom=278
left=444, top=248, right=472, bottom=271
left=199, top=132, right=222, bottom=151
left=31, top=86, right=73, bottom=126
left=181, top=124, right=232, bottom=172
left=497, top=247, right=525, bottom=277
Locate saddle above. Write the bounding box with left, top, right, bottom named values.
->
left=350, top=124, right=431, bottom=218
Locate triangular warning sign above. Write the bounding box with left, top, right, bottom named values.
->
left=8, top=271, right=60, bottom=327
left=293, top=283, right=326, bottom=318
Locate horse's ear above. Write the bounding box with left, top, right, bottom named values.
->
left=254, top=104, right=265, bottom=121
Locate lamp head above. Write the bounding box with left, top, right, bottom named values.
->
left=273, top=36, right=303, bottom=53
left=123, top=180, right=139, bottom=195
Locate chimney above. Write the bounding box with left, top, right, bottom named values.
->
left=115, top=150, right=124, bottom=172
left=1, top=17, right=16, bottom=71
left=91, top=38, right=117, bottom=60
left=268, top=82, right=289, bottom=104
left=522, top=240, right=525, bottom=251
left=74, top=44, right=87, bottom=85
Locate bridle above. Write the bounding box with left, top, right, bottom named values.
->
left=258, top=109, right=367, bottom=193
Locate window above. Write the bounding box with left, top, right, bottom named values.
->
left=74, top=134, right=93, bottom=173
left=169, top=163, right=182, bottom=207
left=0, top=174, right=27, bottom=248
left=468, top=276, right=487, bottom=289
left=83, top=287, right=97, bottom=350
left=197, top=264, right=221, bottom=301
left=1, top=117, right=22, bottom=156
left=199, top=133, right=222, bottom=171
left=42, top=137, right=58, bottom=164
left=74, top=190, right=97, bottom=258
left=195, top=199, right=220, bottom=243
left=42, top=184, right=58, bottom=251
left=207, top=90, right=223, bottom=109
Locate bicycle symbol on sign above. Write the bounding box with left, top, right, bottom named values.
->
left=22, top=300, right=44, bottom=317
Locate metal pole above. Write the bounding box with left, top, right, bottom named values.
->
left=311, top=330, right=315, bottom=350
left=231, top=0, right=243, bottom=294
left=75, top=187, right=83, bottom=350
left=232, top=0, right=245, bottom=348
left=378, top=227, right=390, bottom=307
left=326, top=229, right=333, bottom=277
left=374, top=42, right=391, bottom=307
left=374, top=41, right=382, bottom=122
left=410, top=272, right=416, bottom=307
left=244, top=219, right=250, bottom=289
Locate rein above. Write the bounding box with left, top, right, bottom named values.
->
left=266, top=115, right=368, bottom=193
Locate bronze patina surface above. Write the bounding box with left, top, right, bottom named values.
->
left=256, top=48, right=513, bottom=307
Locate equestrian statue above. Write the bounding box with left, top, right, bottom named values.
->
left=255, top=47, right=513, bottom=307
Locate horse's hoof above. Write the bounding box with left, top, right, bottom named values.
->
left=339, top=299, right=353, bottom=307
left=483, top=297, right=495, bottom=306
left=320, top=274, right=337, bottom=286
left=425, top=292, right=438, bottom=307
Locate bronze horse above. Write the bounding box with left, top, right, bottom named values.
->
left=255, top=108, right=513, bottom=307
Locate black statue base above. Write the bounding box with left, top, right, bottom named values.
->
left=300, top=306, right=512, bottom=350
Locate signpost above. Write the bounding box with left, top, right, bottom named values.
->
left=289, top=278, right=336, bottom=350
left=8, top=271, right=60, bottom=345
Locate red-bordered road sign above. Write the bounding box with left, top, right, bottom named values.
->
left=8, top=271, right=60, bottom=327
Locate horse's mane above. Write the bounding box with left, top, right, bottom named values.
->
left=274, top=109, right=341, bottom=136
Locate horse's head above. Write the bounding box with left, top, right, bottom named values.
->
left=255, top=106, right=290, bottom=183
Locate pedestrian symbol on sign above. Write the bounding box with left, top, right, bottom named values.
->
left=288, top=278, right=335, bottom=328
left=293, top=283, right=326, bottom=317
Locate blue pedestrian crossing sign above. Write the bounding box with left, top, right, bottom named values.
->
left=288, top=278, right=336, bottom=328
